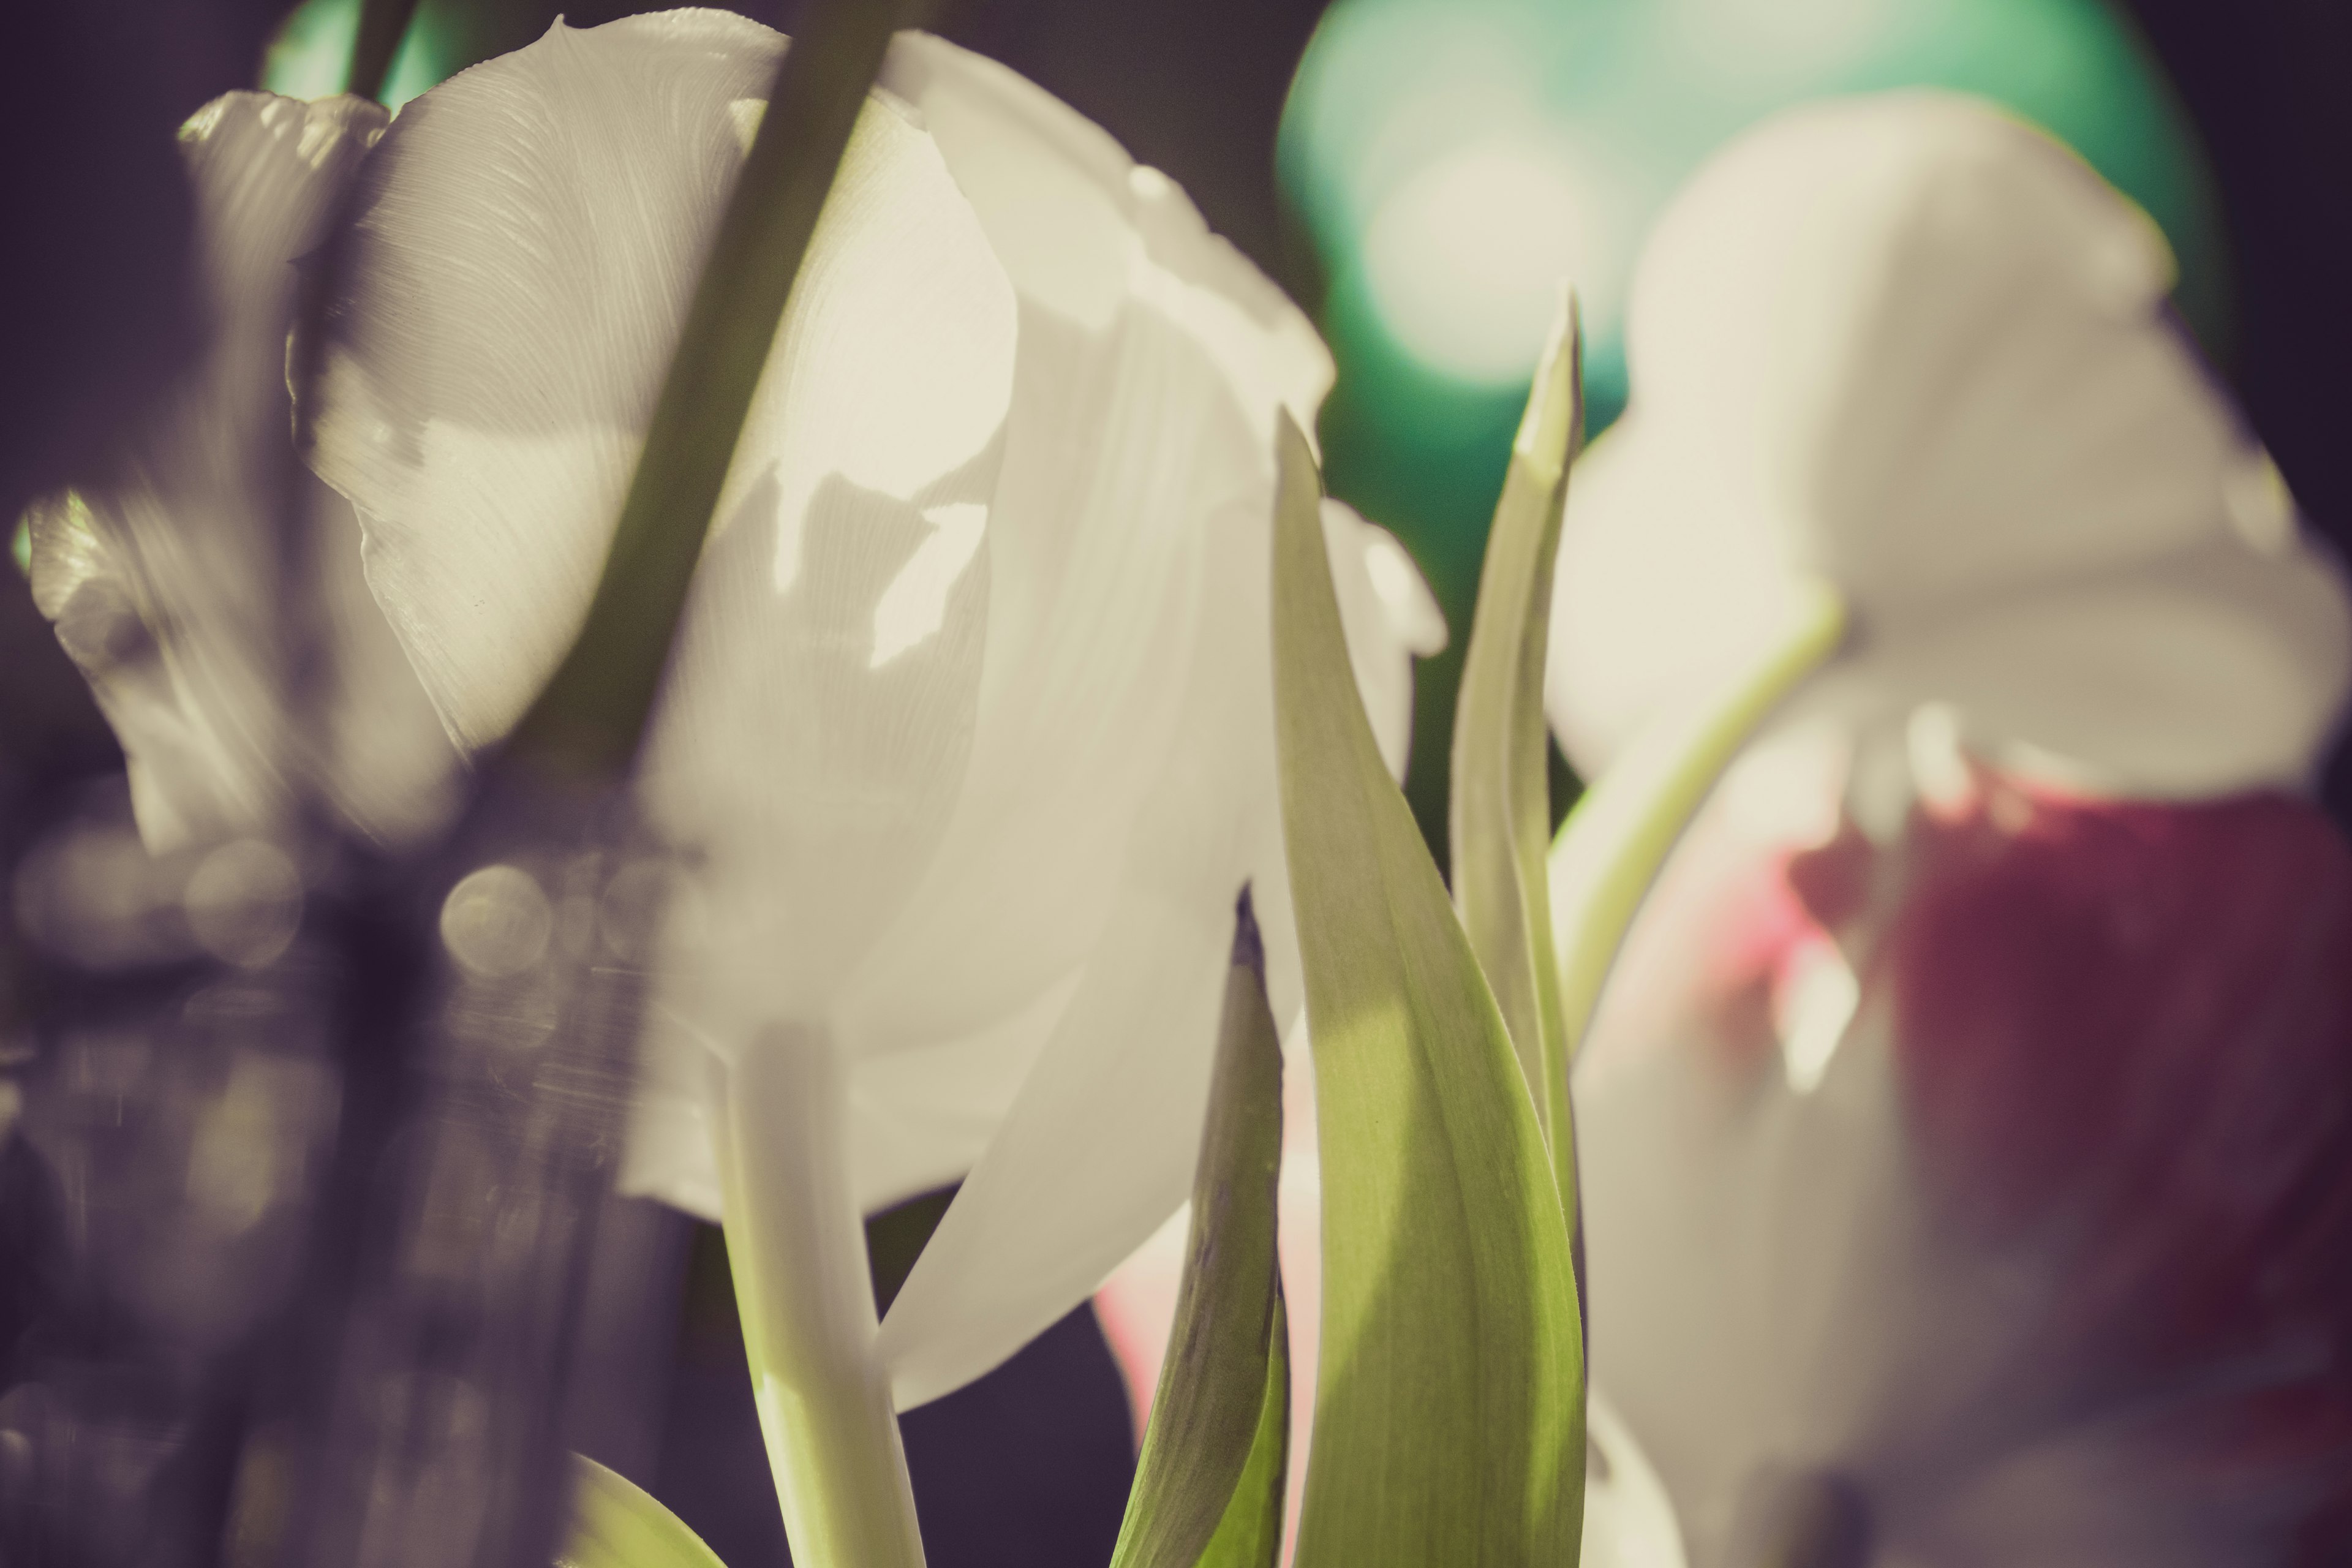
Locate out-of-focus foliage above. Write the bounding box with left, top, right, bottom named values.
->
left=263, top=0, right=456, bottom=107
left=562, top=1457, right=730, bottom=1568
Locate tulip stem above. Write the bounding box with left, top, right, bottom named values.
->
left=713, top=1027, right=929, bottom=1568
left=1549, top=582, right=1847, bottom=1059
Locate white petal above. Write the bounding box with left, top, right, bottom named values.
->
left=1544, top=417, right=1814, bottom=778
left=307, top=15, right=1016, bottom=1020
left=864, top=456, right=1420, bottom=1403
left=309, top=13, right=1016, bottom=760
left=1809, top=533, right=2352, bottom=799
left=873, top=685, right=1251, bottom=1409
left=1552, top=92, right=2352, bottom=797
left=635, top=445, right=998, bottom=1033
left=1322, top=497, right=1442, bottom=780
left=1317, top=496, right=1439, bottom=780
left=829, top=295, right=1223, bottom=1058
left=881, top=32, right=1333, bottom=429
left=835, top=34, right=1352, bottom=1059
left=1568, top=777, right=1999, bottom=1567
left=26, top=91, right=456, bottom=853
left=1628, top=91, right=2238, bottom=608
left=1582, top=1390, right=1691, bottom=1568
left=873, top=472, right=1277, bottom=1407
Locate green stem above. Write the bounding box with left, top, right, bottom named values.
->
left=1549, top=583, right=1847, bottom=1061
left=713, top=1027, right=927, bottom=1568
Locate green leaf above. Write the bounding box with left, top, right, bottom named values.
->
left=1548, top=581, right=1846, bottom=1064
left=505, top=0, right=935, bottom=780
left=1110, top=895, right=1291, bottom=1568
left=1449, top=289, right=1582, bottom=1198
left=1271, top=416, right=1584, bottom=1566
left=558, top=1456, right=728, bottom=1568
left=1194, top=1291, right=1291, bottom=1568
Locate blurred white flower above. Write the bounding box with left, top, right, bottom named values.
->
left=1545, top=92, right=2352, bottom=1567
left=29, top=12, right=1443, bottom=1411
left=24, top=93, right=458, bottom=852
left=1545, top=91, right=2350, bottom=804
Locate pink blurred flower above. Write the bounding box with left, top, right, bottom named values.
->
left=1547, top=91, right=2352, bottom=1567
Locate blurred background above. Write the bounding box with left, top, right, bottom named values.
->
left=2, top=1, right=2346, bottom=1563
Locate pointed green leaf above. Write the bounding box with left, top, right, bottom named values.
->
left=505, top=0, right=933, bottom=779
left=1450, top=290, right=1582, bottom=1199
left=1548, top=582, right=1846, bottom=1063
left=1271, top=416, right=1584, bottom=1566
left=1110, top=896, right=1291, bottom=1568
left=559, top=1456, right=728, bottom=1568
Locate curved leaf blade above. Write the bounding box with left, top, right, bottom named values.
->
left=1271, top=416, right=1584, bottom=1567
left=1450, top=290, right=1582, bottom=1191
left=1548, top=582, right=1846, bottom=1063
left=559, top=1456, right=729, bottom=1568
left=1110, top=895, right=1291, bottom=1568
left=1195, top=1291, right=1291, bottom=1568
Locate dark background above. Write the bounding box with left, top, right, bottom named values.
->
left=2, top=2, right=2346, bottom=1564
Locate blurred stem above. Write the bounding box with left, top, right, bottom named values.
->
left=347, top=0, right=422, bottom=103
left=506, top=0, right=932, bottom=780
left=1550, top=583, right=1847, bottom=1059
left=714, top=1027, right=928, bottom=1568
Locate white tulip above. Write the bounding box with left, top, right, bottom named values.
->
left=1546, top=91, right=2349, bottom=805
left=1545, top=92, right=2352, bottom=1567
left=28, top=10, right=1444, bottom=1414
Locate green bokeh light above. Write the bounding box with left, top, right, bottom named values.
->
left=1280, top=0, right=2227, bottom=846
left=1286, top=0, right=2224, bottom=429
left=263, top=0, right=460, bottom=108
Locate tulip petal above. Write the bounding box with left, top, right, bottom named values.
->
left=307, top=12, right=1016, bottom=764
left=1547, top=353, right=2350, bottom=802
left=1555, top=90, right=2352, bottom=801
left=870, top=756, right=1243, bottom=1411
left=880, top=34, right=1332, bottom=426
left=1630, top=92, right=2234, bottom=606
left=1544, top=417, right=1811, bottom=778
left=608, top=29, right=1436, bottom=1253
left=1574, top=744, right=2352, bottom=1564
left=25, top=90, right=456, bottom=853
left=1820, top=534, right=2352, bottom=799
left=837, top=32, right=1344, bottom=1063
left=1322, top=499, right=1441, bottom=780
left=864, top=478, right=1433, bottom=1403
left=307, top=13, right=1017, bottom=1027
left=873, top=487, right=1268, bottom=1408
left=1583, top=1391, right=1690, bottom=1568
